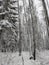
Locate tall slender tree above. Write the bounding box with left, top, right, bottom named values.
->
left=28, top=0, right=38, bottom=60
left=18, top=0, right=22, bottom=56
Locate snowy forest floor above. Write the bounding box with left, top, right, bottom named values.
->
left=0, top=50, right=49, bottom=65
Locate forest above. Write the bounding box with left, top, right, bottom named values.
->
left=0, top=0, right=49, bottom=65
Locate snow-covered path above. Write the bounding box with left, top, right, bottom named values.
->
left=0, top=51, right=49, bottom=65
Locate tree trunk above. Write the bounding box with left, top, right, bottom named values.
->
left=18, top=0, right=22, bottom=56
left=29, top=0, right=37, bottom=60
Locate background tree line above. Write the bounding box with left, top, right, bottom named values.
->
left=0, top=0, right=49, bottom=59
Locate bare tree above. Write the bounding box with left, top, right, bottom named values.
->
left=28, top=0, right=38, bottom=60
left=18, top=0, right=22, bottom=56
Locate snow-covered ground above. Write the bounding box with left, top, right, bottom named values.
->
left=0, top=50, right=49, bottom=65
left=36, top=50, right=49, bottom=65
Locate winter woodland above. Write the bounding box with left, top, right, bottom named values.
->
left=0, top=0, right=49, bottom=65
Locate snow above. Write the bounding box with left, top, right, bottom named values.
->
left=0, top=51, right=49, bottom=65
left=0, top=6, right=3, bottom=9
left=0, top=20, right=12, bottom=27
left=9, top=2, right=18, bottom=8
left=19, top=0, right=23, bottom=6
left=36, top=50, right=49, bottom=65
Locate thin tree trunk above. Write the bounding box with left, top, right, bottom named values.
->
left=18, top=0, right=22, bottom=56
left=29, top=0, right=37, bottom=60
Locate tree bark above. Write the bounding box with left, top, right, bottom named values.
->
left=18, top=0, right=22, bottom=56
left=29, top=0, right=38, bottom=60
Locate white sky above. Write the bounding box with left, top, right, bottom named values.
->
left=19, top=0, right=23, bottom=6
